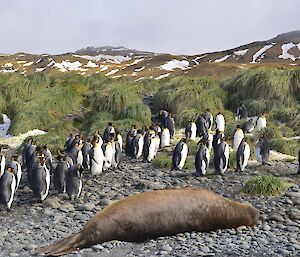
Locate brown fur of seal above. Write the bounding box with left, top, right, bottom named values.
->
left=36, top=188, right=258, bottom=256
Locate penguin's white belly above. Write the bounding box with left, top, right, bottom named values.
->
left=256, top=118, right=266, bottom=131
left=0, top=155, right=5, bottom=178
left=7, top=175, right=16, bottom=209
left=207, top=133, right=213, bottom=152
left=77, top=180, right=82, bottom=198
left=76, top=150, right=83, bottom=165
left=136, top=136, right=144, bottom=158
left=103, top=147, right=113, bottom=170
left=117, top=135, right=123, bottom=151
left=233, top=132, right=244, bottom=151
left=178, top=144, right=188, bottom=169
left=216, top=116, right=225, bottom=132
left=16, top=163, right=22, bottom=190
left=254, top=146, right=262, bottom=163
left=241, top=143, right=250, bottom=171
left=90, top=147, right=104, bottom=175
left=147, top=140, right=156, bottom=162
left=190, top=123, right=197, bottom=140
left=220, top=144, right=229, bottom=174
left=161, top=129, right=170, bottom=147
left=41, top=166, right=50, bottom=201
left=154, top=138, right=160, bottom=155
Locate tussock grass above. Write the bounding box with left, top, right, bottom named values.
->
left=242, top=175, right=287, bottom=196
left=152, top=154, right=172, bottom=169
left=154, top=77, right=227, bottom=127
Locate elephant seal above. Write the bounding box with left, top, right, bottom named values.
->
left=36, top=188, right=258, bottom=256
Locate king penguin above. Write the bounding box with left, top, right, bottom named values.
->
left=30, top=156, right=50, bottom=202
left=256, top=115, right=267, bottom=131
left=172, top=138, right=188, bottom=170
left=195, top=140, right=210, bottom=176
left=254, top=136, right=270, bottom=165
left=196, top=116, right=208, bottom=137
left=103, top=141, right=113, bottom=170
left=82, top=140, right=92, bottom=170
left=53, top=155, right=69, bottom=193
left=146, top=131, right=157, bottom=162
left=0, top=167, right=16, bottom=210
left=236, top=138, right=251, bottom=172
left=215, top=112, right=225, bottom=132
left=236, top=103, right=248, bottom=120
left=215, top=138, right=230, bottom=175
left=6, top=155, right=22, bottom=190
left=111, top=138, right=122, bottom=169
left=203, top=109, right=213, bottom=131
left=242, top=120, right=255, bottom=134
left=0, top=149, right=5, bottom=178
left=166, top=114, right=175, bottom=138
left=66, top=164, right=83, bottom=201
left=132, top=130, right=144, bottom=159
left=89, top=140, right=104, bottom=176
left=160, top=127, right=170, bottom=148
left=185, top=120, right=197, bottom=140
left=232, top=125, right=244, bottom=151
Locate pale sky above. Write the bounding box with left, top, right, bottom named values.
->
left=0, top=0, right=299, bottom=55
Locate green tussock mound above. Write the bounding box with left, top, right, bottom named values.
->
left=152, top=154, right=172, bottom=169
left=242, top=175, right=287, bottom=196
left=154, top=77, right=227, bottom=127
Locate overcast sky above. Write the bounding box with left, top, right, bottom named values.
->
left=0, top=0, right=299, bottom=55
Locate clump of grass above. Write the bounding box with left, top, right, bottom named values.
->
left=152, top=154, right=172, bottom=169
left=242, top=175, right=287, bottom=196
left=270, top=139, right=299, bottom=157
left=187, top=139, right=199, bottom=156
left=154, top=77, right=227, bottom=127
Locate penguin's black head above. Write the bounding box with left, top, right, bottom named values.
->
left=108, top=122, right=113, bottom=126
left=7, top=167, right=14, bottom=173
left=76, top=164, right=84, bottom=174
left=182, top=138, right=187, bottom=143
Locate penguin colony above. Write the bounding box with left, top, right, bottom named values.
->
left=0, top=104, right=298, bottom=210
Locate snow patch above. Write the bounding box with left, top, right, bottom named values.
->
left=135, top=77, right=146, bottom=81
left=54, top=61, right=87, bottom=72
left=192, top=55, right=207, bottom=65
left=279, top=43, right=296, bottom=61
left=23, top=61, right=33, bottom=67
left=100, top=65, right=108, bottom=72
left=4, top=63, right=13, bottom=68
left=127, top=58, right=144, bottom=66
left=160, top=60, right=189, bottom=71
left=155, top=73, right=171, bottom=80
left=105, top=69, right=119, bottom=76
left=251, top=44, right=275, bottom=63
left=214, top=55, right=231, bottom=63
left=134, top=66, right=145, bottom=72
left=35, top=67, right=46, bottom=72
left=73, top=54, right=131, bottom=64
left=17, top=61, right=26, bottom=64
left=85, top=61, right=98, bottom=68
left=0, top=129, right=46, bottom=148
left=234, top=49, right=248, bottom=56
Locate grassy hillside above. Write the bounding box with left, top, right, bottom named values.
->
left=0, top=68, right=299, bottom=156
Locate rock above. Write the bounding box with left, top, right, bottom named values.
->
left=99, top=199, right=112, bottom=206
left=269, top=214, right=284, bottom=222
left=83, top=203, right=95, bottom=211
left=285, top=192, right=300, bottom=198
left=160, top=244, right=172, bottom=252
left=200, top=246, right=210, bottom=253
left=262, top=223, right=271, bottom=231
left=43, top=197, right=61, bottom=209
left=285, top=226, right=299, bottom=232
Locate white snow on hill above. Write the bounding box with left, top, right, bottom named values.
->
left=192, top=55, right=207, bottom=65
left=234, top=49, right=248, bottom=56
left=251, top=44, right=275, bottom=63
left=127, top=58, right=144, bottom=66
left=35, top=67, right=46, bottom=72
left=155, top=73, right=171, bottom=80
left=279, top=43, right=297, bottom=61
left=85, top=61, right=98, bottom=68
left=23, top=61, right=33, bottom=67
left=54, top=61, right=87, bottom=72
left=105, top=69, right=119, bottom=76
left=160, top=60, right=189, bottom=71
left=100, top=65, right=109, bottom=72
left=214, top=55, right=231, bottom=63
left=134, top=66, right=145, bottom=72
left=73, top=54, right=131, bottom=64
